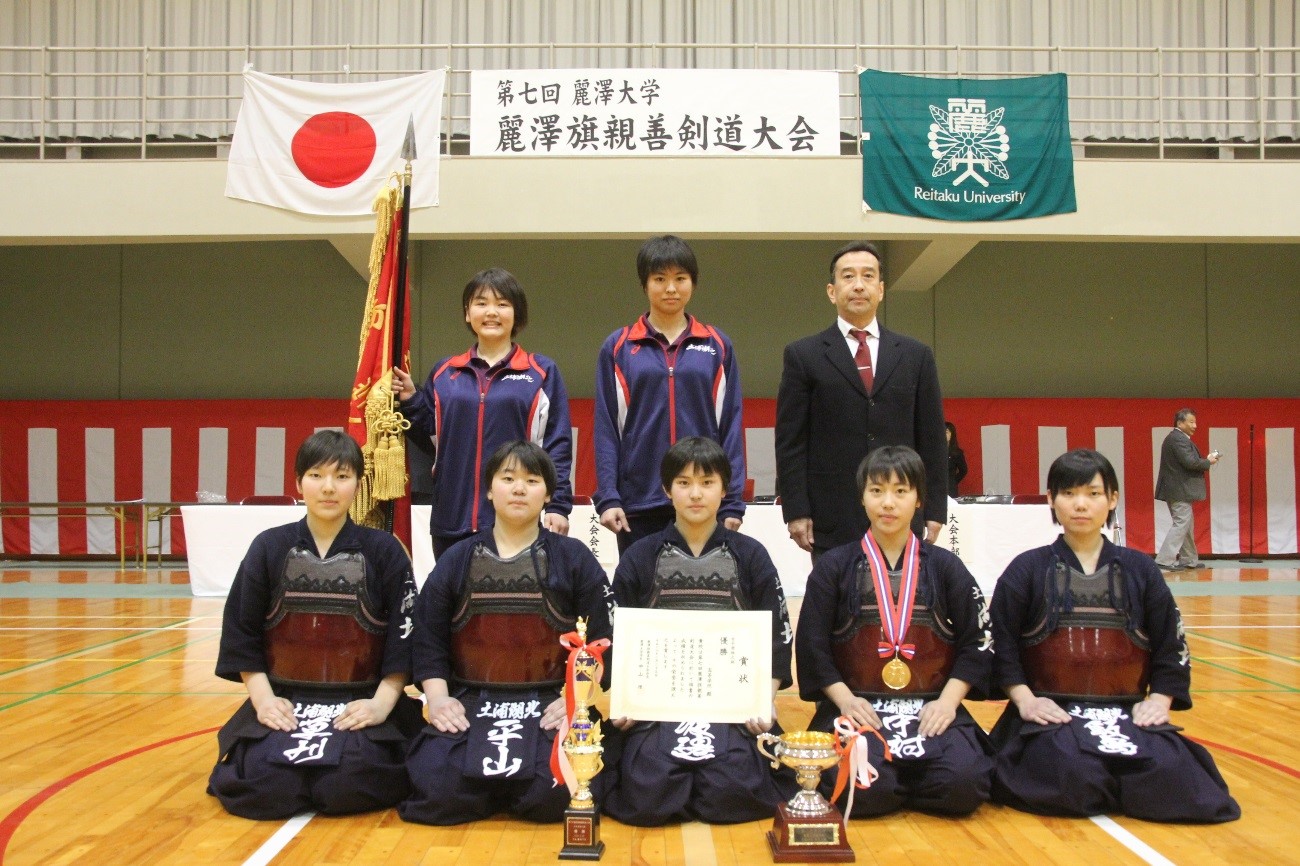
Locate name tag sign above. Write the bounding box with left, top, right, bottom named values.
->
left=610, top=608, right=772, bottom=724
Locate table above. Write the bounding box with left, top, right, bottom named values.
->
left=411, top=504, right=812, bottom=593
left=181, top=504, right=305, bottom=596
left=1, top=500, right=180, bottom=568
left=181, top=503, right=810, bottom=597
left=933, top=501, right=1115, bottom=596
left=180, top=500, right=1089, bottom=598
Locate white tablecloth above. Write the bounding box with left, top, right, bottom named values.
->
left=932, top=501, right=1074, bottom=597
left=181, top=503, right=809, bottom=597
left=413, top=504, right=812, bottom=594
left=182, top=500, right=1078, bottom=598
left=182, top=504, right=306, bottom=596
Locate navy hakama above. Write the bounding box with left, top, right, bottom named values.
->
left=208, top=518, right=420, bottom=820
left=399, top=530, right=614, bottom=825
left=989, top=538, right=1240, bottom=823
left=602, top=525, right=798, bottom=826
left=796, top=540, right=995, bottom=818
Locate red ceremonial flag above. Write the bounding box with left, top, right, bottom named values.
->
left=347, top=182, right=412, bottom=549
left=226, top=69, right=444, bottom=216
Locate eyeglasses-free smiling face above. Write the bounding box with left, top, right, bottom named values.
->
left=464, top=287, right=516, bottom=341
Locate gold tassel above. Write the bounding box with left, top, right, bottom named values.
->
left=348, top=177, right=407, bottom=525
left=354, top=373, right=410, bottom=510
left=350, top=458, right=374, bottom=524
left=356, top=179, right=400, bottom=367
left=377, top=429, right=407, bottom=500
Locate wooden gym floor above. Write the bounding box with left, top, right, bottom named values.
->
left=0, top=561, right=1297, bottom=865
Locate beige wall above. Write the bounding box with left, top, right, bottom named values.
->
left=3, top=238, right=1297, bottom=401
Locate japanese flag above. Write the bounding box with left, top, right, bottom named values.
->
left=226, top=69, right=445, bottom=216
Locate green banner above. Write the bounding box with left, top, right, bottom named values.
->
left=859, top=70, right=1076, bottom=221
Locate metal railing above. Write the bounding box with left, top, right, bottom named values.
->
left=0, top=42, right=1296, bottom=159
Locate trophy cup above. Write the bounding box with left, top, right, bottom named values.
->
left=559, top=619, right=605, bottom=861
left=756, top=730, right=855, bottom=863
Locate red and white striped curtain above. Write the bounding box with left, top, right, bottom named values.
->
left=2, top=397, right=1296, bottom=558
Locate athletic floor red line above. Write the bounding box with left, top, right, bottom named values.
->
left=0, top=729, right=1294, bottom=863
left=1188, top=736, right=1300, bottom=781
left=0, top=726, right=221, bottom=862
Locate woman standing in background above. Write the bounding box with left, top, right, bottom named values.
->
left=394, top=268, right=573, bottom=557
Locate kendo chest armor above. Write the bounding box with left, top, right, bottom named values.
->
left=1020, top=560, right=1151, bottom=701
left=831, top=559, right=955, bottom=697
left=647, top=544, right=746, bottom=611
left=263, top=547, right=386, bottom=688
left=449, top=544, right=573, bottom=689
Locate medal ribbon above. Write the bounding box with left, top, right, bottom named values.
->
left=549, top=630, right=611, bottom=793
left=830, top=715, right=891, bottom=823
left=861, top=530, right=921, bottom=660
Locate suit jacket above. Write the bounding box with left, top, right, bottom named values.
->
left=1155, top=428, right=1212, bottom=503
left=775, top=323, right=947, bottom=550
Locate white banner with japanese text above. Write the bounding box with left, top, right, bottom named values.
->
left=469, top=68, right=840, bottom=156
left=609, top=608, right=773, bottom=723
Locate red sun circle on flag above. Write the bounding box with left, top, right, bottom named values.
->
left=290, top=112, right=377, bottom=188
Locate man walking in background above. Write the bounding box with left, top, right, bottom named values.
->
left=1155, top=408, right=1220, bottom=571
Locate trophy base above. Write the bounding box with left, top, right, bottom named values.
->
left=765, top=802, right=854, bottom=863
left=558, top=807, right=605, bottom=861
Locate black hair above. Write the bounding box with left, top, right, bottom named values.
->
left=294, top=429, right=364, bottom=480
left=462, top=267, right=528, bottom=337
left=483, top=440, right=557, bottom=497
left=945, top=420, right=960, bottom=453
left=856, top=445, right=927, bottom=506
left=828, top=241, right=885, bottom=281
left=1046, top=448, right=1120, bottom=527
left=660, top=436, right=731, bottom=491
left=1174, top=407, right=1195, bottom=426
left=636, top=235, right=699, bottom=289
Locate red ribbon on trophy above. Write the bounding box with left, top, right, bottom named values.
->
left=549, top=629, right=611, bottom=793
left=831, top=715, right=891, bottom=822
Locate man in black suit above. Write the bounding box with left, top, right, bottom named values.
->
left=775, top=241, right=947, bottom=557
left=1154, top=407, right=1219, bottom=570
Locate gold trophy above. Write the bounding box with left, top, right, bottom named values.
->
left=756, top=730, right=855, bottom=862
left=559, top=618, right=605, bottom=861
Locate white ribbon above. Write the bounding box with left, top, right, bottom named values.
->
left=833, top=716, right=880, bottom=823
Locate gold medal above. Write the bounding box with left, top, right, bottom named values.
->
left=882, top=656, right=912, bottom=690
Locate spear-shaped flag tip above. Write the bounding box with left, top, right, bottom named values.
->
left=401, top=116, right=417, bottom=162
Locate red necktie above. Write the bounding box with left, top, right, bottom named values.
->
left=849, top=328, right=874, bottom=393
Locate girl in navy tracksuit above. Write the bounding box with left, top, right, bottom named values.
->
left=395, top=268, right=573, bottom=556
left=593, top=235, right=746, bottom=554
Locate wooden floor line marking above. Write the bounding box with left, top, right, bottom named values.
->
left=1189, top=631, right=1300, bottom=665
left=0, top=634, right=217, bottom=713
left=0, top=725, right=221, bottom=863
left=1188, top=736, right=1300, bottom=780
left=0, top=618, right=198, bottom=679
left=1191, top=657, right=1300, bottom=692
left=243, top=812, right=316, bottom=866
left=1088, top=816, right=1175, bottom=865
left=680, top=821, right=718, bottom=866
left=1190, top=625, right=1300, bottom=630
left=0, top=626, right=217, bottom=632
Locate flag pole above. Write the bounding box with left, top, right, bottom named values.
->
left=384, top=117, right=418, bottom=534
left=391, top=116, right=416, bottom=377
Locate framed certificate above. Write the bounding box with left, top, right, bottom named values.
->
left=609, top=608, right=773, bottom=723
